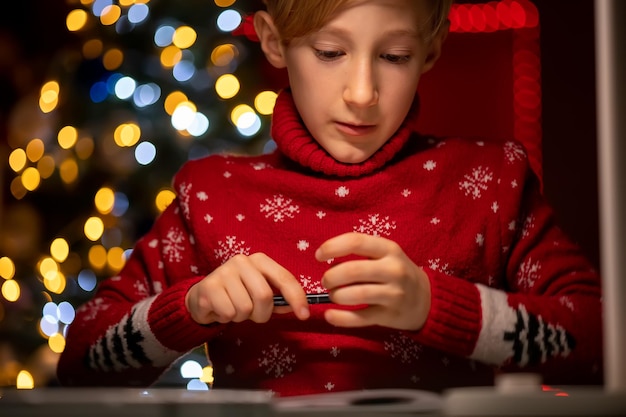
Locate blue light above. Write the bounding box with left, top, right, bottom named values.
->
left=112, top=192, right=130, bottom=217
left=92, top=0, right=113, bottom=17
left=216, top=10, right=242, bottom=32
left=173, top=61, right=196, bottom=82
left=135, top=141, right=157, bottom=165
left=237, top=113, right=262, bottom=137
left=90, top=81, right=109, bottom=103
left=180, top=360, right=203, bottom=378
left=40, top=317, right=59, bottom=337
left=187, top=112, right=210, bottom=137
left=42, top=302, right=58, bottom=321
left=128, top=3, right=150, bottom=24
left=115, top=15, right=135, bottom=35
left=114, top=76, right=137, bottom=100
left=263, top=139, right=277, bottom=154
left=186, top=380, right=209, bottom=391
left=106, top=73, right=124, bottom=94
left=154, top=25, right=175, bottom=47
left=77, top=269, right=97, bottom=292
left=57, top=301, right=76, bottom=324
left=133, top=83, right=161, bottom=107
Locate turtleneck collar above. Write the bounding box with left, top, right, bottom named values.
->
left=270, top=90, right=419, bottom=177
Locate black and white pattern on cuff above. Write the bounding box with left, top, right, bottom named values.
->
left=84, top=297, right=181, bottom=372
left=472, top=284, right=576, bottom=367
left=503, top=305, right=576, bottom=366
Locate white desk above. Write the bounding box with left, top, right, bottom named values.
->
left=1, top=387, right=625, bottom=417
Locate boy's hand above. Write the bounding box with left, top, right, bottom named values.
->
left=185, top=253, right=310, bottom=325
left=316, top=232, right=431, bottom=331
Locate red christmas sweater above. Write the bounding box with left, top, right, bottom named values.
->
left=57, top=91, right=603, bottom=396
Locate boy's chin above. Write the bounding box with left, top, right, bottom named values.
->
left=326, top=149, right=375, bottom=164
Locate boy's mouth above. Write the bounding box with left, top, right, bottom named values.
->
left=335, top=121, right=376, bottom=136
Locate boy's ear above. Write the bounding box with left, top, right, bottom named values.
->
left=254, top=11, right=287, bottom=69
left=421, top=22, right=449, bottom=74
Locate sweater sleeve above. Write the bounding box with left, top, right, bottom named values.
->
left=57, top=196, right=222, bottom=387
left=412, top=142, right=603, bottom=385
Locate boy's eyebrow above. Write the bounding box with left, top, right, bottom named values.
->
left=315, top=26, right=421, bottom=41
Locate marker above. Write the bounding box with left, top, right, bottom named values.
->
left=273, top=294, right=331, bottom=306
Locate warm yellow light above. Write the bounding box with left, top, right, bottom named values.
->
left=8, top=148, right=27, bottom=172
left=76, top=137, right=95, bottom=160
left=201, top=366, right=215, bottom=384
left=39, top=257, right=59, bottom=280
left=173, top=26, right=197, bottom=49
left=84, top=217, right=105, bottom=241
left=0, top=257, right=15, bottom=280
left=214, top=0, right=236, bottom=7
left=59, top=158, right=79, bottom=185
left=164, top=91, right=188, bottom=115
left=58, top=126, right=78, bottom=149
left=16, top=370, right=34, bottom=389
left=21, top=167, right=41, bottom=191
left=40, top=90, right=58, bottom=106
left=160, top=45, right=182, bottom=68
left=2, top=280, right=20, bottom=302
left=37, top=156, right=56, bottom=179
left=48, top=333, right=66, bottom=353
left=155, top=189, right=176, bottom=213
left=51, top=238, right=70, bottom=263
left=66, top=9, right=89, bottom=32
left=42, top=81, right=60, bottom=95
left=83, top=39, right=103, bottom=59
left=114, top=123, right=141, bottom=147
left=255, top=91, right=278, bottom=115
left=44, top=271, right=66, bottom=294
left=215, top=74, right=240, bottom=99
left=39, top=99, right=57, bottom=113
left=40, top=81, right=60, bottom=113
left=100, top=5, right=122, bottom=26
left=88, top=245, right=108, bottom=270
left=107, top=247, right=126, bottom=271
left=80, top=0, right=95, bottom=5
left=211, top=44, right=237, bottom=66
left=103, top=48, right=124, bottom=70
left=119, top=0, right=136, bottom=6
left=26, top=138, right=45, bottom=163
left=95, top=187, right=115, bottom=214
left=230, top=104, right=255, bottom=125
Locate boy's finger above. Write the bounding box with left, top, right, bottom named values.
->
left=315, top=232, right=393, bottom=261
left=249, top=253, right=310, bottom=320
left=323, top=306, right=381, bottom=328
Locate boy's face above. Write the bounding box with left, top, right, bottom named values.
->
left=277, top=0, right=443, bottom=163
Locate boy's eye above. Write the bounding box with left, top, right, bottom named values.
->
left=381, top=54, right=411, bottom=64
left=314, top=49, right=345, bottom=61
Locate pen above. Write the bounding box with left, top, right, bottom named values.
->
left=273, top=293, right=331, bottom=306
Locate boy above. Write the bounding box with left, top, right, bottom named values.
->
left=57, top=0, right=602, bottom=396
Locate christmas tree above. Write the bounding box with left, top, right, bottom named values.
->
left=1, top=0, right=277, bottom=389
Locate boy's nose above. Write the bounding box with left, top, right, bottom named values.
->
left=343, top=60, right=379, bottom=108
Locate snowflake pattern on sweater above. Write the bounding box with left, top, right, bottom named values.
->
left=57, top=91, right=602, bottom=395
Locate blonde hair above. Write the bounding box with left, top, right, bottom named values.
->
left=262, top=0, right=454, bottom=43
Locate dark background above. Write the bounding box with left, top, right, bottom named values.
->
left=0, top=0, right=600, bottom=268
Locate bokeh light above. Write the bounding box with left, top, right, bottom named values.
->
left=155, top=189, right=176, bottom=213
left=16, top=371, right=34, bottom=390
left=0, top=257, right=16, bottom=280
left=84, top=217, right=105, bottom=241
